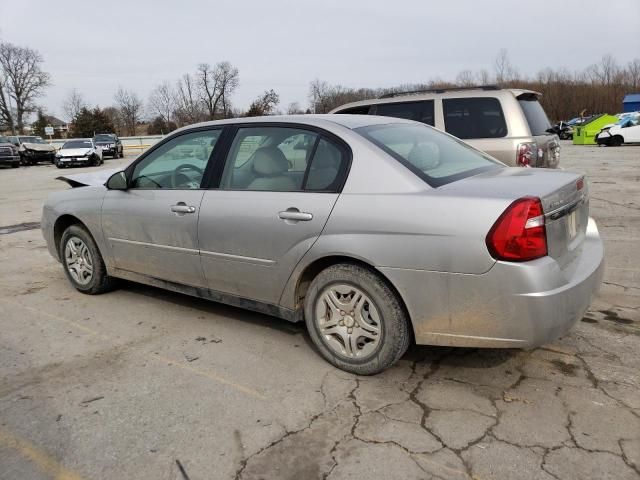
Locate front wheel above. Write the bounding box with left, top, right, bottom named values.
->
left=59, top=224, right=116, bottom=294
left=610, top=135, right=623, bottom=147
left=304, top=263, right=411, bottom=375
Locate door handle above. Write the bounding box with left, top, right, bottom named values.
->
left=171, top=203, right=196, bottom=214
left=278, top=209, right=313, bottom=222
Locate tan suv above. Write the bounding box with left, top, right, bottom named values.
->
left=330, top=86, right=560, bottom=168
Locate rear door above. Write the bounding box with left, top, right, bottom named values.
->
left=101, top=128, right=222, bottom=287
left=198, top=125, right=350, bottom=305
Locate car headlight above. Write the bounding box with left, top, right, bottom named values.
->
left=55, top=152, right=61, bottom=157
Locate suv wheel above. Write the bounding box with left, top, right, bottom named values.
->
left=304, top=263, right=411, bottom=375
left=59, top=224, right=116, bottom=294
left=610, top=135, right=623, bottom=147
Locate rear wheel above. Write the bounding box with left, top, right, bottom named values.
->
left=304, top=263, right=411, bottom=375
left=59, top=224, right=116, bottom=294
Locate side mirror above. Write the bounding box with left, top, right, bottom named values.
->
left=106, top=171, right=128, bottom=190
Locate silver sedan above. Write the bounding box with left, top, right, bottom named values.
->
left=41, top=115, right=604, bottom=374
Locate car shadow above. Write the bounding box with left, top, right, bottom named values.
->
left=120, top=280, right=521, bottom=372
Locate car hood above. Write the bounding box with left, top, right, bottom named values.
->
left=56, top=167, right=121, bottom=188
left=23, top=142, right=55, bottom=152
left=58, top=148, right=94, bottom=157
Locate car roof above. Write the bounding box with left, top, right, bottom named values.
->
left=329, top=88, right=541, bottom=113
left=172, top=114, right=413, bottom=135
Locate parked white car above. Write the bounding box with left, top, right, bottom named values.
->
left=596, top=113, right=640, bottom=146
left=55, top=139, right=104, bottom=168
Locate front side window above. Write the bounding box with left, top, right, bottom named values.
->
left=356, top=123, right=502, bottom=187
left=374, top=101, right=435, bottom=126
left=443, top=97, right=507, bottom=139
left=130, top=129, right=220, bottom=189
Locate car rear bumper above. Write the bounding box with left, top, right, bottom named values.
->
left=380, top=217, right=604, bottom=348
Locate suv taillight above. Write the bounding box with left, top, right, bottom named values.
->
left=516, top=142, right=536, bottom=167
left=486, top=197, right=547, bottom=262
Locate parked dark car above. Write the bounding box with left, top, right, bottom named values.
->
left=92, top=134, right=124, bottom=158
left=0, top=136, right=20, bottom=168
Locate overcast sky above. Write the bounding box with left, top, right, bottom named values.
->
left=1, top=0, right=639, bottom=120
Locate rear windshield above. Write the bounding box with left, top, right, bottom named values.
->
left=518, top=98, right=551, bottom=135
left=356, top=123, right=502, bottom=187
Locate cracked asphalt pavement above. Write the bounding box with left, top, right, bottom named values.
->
left=0, top=143, right=639, bottom=479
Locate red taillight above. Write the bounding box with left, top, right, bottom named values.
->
left=486, top=197, right=547, bottom=262
left=516, top=142, right=535, bottom=167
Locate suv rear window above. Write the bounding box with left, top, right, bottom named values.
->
left=443, top=97, right=507, bottom=139
left=372, top=101, right=435, bottom=126
left=518, top=97, right=551, bottom=136
left=356, top=123, right=502, bottom=187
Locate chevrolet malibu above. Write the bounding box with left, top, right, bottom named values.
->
left=41, top=115, right=604, bottom=374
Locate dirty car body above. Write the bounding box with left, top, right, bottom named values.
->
left=42, top=115, right=604, bottom=373
left=9, top=135, right=56, bottom=165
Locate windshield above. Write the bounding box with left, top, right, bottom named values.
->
left=518, top=98, right=552, bottom=135
left=94, top=134, right=115, bottom=142
left=356, top=123, right=502, bottom=187
left=19, top=136, right=46, bottom=144
left=63, top=140, right=93, bottom=149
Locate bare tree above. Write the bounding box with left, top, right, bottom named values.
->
left=175, top=73, right=203, bottom=126
left=308, top=79, right=332, bottom=113
left=625, top=58, right=640, bottom=90
left=103, top=106, right=124, bottom=135
left=0, top=42, right=51, bottom=131
left=62, top=89, right=86, bottom=122
left=148, top=81, right=177, bottom=125
left=245, top=89, right=280, bottom=117
left=114, top=87, right=143, bottom=136
left=455, top=70, right=475, bottom=86
left=196, top=61, right=239, bottom=120
left=494, top=48, right=518, bottom=84
left=287, top=102, right=304, bottom=115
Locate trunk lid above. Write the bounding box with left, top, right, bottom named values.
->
left=439, top=167, right=588, bottom=271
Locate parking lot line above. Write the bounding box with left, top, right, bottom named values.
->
left=1, top=298, right=266, bottom=400
left=0, top=426, right=84, bottom=480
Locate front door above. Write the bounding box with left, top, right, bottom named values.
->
left=198, top=126, right=350, bottom=305
left=101, top=128, right=222, bottom=287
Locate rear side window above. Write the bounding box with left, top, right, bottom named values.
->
left=373, top=101, right=435, bottom=126
left=305, top=138, right=348, bottom=191
left=518, top=98, right=552, bottom=135
left=443, top=97, right=507, bottom=139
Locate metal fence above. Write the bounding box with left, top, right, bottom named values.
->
left=50, top=135, right=164, bottom=153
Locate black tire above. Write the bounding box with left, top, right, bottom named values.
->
left=610, top=135, right=623, bottom=147
left=11, top=163, right=19, bottom=168
left=59, top=224, right=116, bottom=294
left=119, top=148, right=124, bottom=158
left=304, top=263, right=411, bottom=375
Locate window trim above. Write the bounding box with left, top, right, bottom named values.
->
left=203, top=122, right=353, bottom=194
left=124, top=126, right=226, bottom=190
left=442, top=97, right=508, bottom=139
